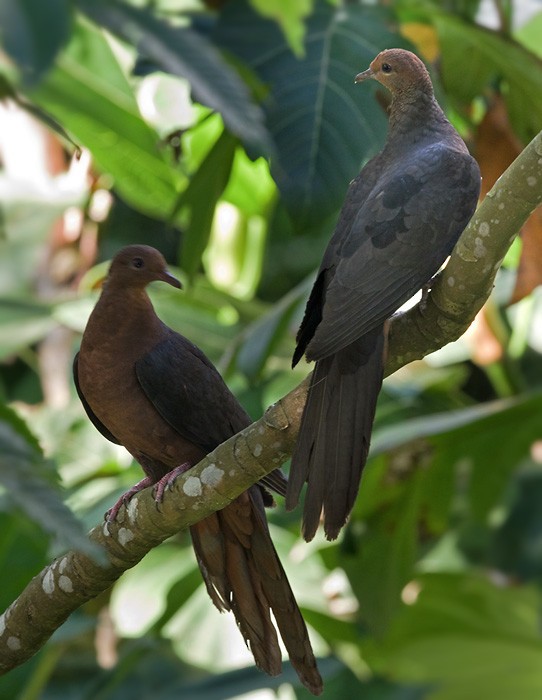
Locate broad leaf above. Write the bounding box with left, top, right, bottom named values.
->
left=367, top=573, right=542, bottom=700
left=0, top=0, right=72, bottom=86
left=0, top=403, right=103, bottom=559
left=29, top=17, right=182, bottom=221
left=343, top=468, right=426, bottom=635
left=369, top=392, right=542, bottom=529
left=175, top=130, right=237, bottom=276
left=76, top=0, right=272, bottom=156
left=434, top=13, right=542, bottom=143
left=214, top=1, right=408, bottom=230
left=0, top=299, right=56, bottom=360
left=248, top=0, right=314, bottom=57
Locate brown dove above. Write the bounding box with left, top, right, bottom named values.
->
left=74, top=245, right=322, bottom=695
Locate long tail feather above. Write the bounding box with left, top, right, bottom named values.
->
left=287, top=327, right=385, bottom=541
left=190, top=487, right=322, bottom=695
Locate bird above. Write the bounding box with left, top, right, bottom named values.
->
left=286, top=48, right=481, bottom=542
left=73, top=245, right=322, bottom=695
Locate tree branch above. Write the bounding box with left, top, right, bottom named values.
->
left=1, top=130, right=541, bottom=675
left=386, top=129, right=542, bottom=372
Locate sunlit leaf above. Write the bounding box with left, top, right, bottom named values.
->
left=29, top=17, right=183, bottom=221
left=0, top=403, right=103, bottom=559
left=175, top=130, right=237, bottom=276
left=248, top=0, right=314, bottom=57
left=515, top=10, right=542, bottom=59
left=76, top=0, right=273, bottom=156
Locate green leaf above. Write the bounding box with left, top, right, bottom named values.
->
left=222, top=147, right=276, bottom=216
left=233, top=277, right=311, bottom=381
left=0, top=0, right=72, bottom=86
left=431, top=393, right=542, bottom=521
left=367, top=573, right=542, bottom=700
left=110, top=542, right=199, bottom=636
left=370, top=393, right=542, bottom=527
left=0, top=298, right=56, bottom=360
left=370, top=396, right=524, bottom=457
left=0, top=401, right=46, bottom=458
left=343, top=393, right=542, bottom=635
left=301, top=607, right=363, bottom=645
left=0, top=510, right=49, bottom=611
left=343, top=468, right=425, bottom=635
left=515, top=10, right=542, bottom=59
left=214, top=1, right=409, bottom=230
left=434, top=13, right=542, bottom=142
left=248, top=0, right=314, bottom=57
left=76, top=0, right=272, bottom=156
left=175, top=130, right=237, bottom=276
left=0, top=403, right=103, bottom=559
left=153, top=657, right=342, bottom=699
left=203, top=148, right=276, bottom=300
left=29, top=16, right=183, bottom=221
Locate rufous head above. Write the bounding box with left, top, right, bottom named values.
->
left=355, top=49, right=433, bottom=96
left=105, top=245, right=182, bottom=290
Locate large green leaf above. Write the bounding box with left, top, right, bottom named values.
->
left=367, top=573, right=542, bottom=700
left=342, top=467, right=426, bottom=635
left=0, top=403, right=103, bottom=559
left=433, top=13, right=542, bottom=143
left=232, top=276, right=311, bottom=381
left=248, top=0, right=314, bottom=57
left=175, top=130, right=237, bottom=276
left=76, top=0, right=272, bottom=156
left=492, top=468, right=542, bottom=581
left=341, top=392, right=542, bottom=634
left=0, top=0, right=72, bottom=86
left=29, top=17, right=182, bottom=221
left=0, top=299, right=56, bottom=360
left=370, top=392, right=542, bottom=525
left=214, top=1, right=408, bottom=230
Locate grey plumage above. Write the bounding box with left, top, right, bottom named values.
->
left=287, top=49, right=480, bottom=541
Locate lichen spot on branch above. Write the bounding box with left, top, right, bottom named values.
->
left=7, top=636, right=20, bottom=651
left=127, top=497, right=139, bottom=521
left=182, top=475, right=202, bottom=497
left=200, top=464, right=224, bottom=487
left=59, top=576, right=74, bottom=593
left=478, top=221, right=490, bottom=237
left=118, top=528, right=134, bottom=546
left=474, top=236, right=488, bottom=258
left=42, top=569, right=55, bottom=595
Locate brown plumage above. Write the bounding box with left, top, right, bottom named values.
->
left=74, top=245, right=322, bottom=695
left=286, top=49, right=481, bottom=541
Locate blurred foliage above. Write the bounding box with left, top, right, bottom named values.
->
left=0, top=0, right=542, bottom=698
